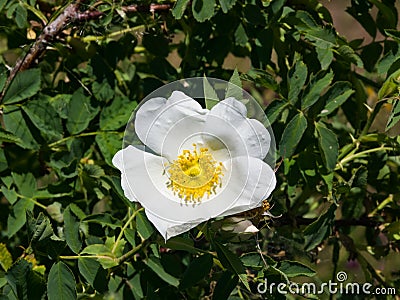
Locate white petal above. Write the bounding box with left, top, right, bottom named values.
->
left=216, top=155, right=276, bottom=217
left=160, top=114, right=207, bottom=161
left=112, top=145, right=168, bottom=203
left=112, top=146, right=275, bottom=240
left=135, top=91, right=206, bottom=156
left=146, top=211, right=203, bottom=240
left=203, top=98, right=271, bottom=159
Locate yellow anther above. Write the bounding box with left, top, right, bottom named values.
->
left=166, top=144, right=224, bottom=202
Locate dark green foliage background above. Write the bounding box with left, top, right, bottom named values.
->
left=0, top=0, right=400, bottom=299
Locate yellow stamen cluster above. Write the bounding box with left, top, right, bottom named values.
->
left=166, top=144, right=223, bottom=202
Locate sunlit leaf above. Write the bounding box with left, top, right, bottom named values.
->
left=192, top=0, right=215, bottom=22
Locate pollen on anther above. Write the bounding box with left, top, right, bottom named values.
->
left=166, top=144, right=223, bottom=202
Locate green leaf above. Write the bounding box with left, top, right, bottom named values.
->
left=219, top=0, right=237, bottom=13
left=145, top=256, right=180, bottom=286
left=12, top=172, right=36, bottom=198
left=2, top=107, right=39, bottom=150
left=279, top=112, right=307, bottom=158
left=0, top=128, right=23, bottom=145
left=7, top=198, right=34, bottom=237
left=386, top=98, right=400, bottom=131
left=5, top=259, right=31, bottom=300
left=29, top=213, right=53, bottom=243
left=92, top=80, right=114, bottom=102
left=3, top=69, right=41, bottom=104
left=82, top=214, right=122, bottom=229
left=0, top=149, right=6, bottom=172
left=81, top=244, right=118, bottom=269
left=278, top=261, right=316, bottom=277
left=128, top=272, right=143, bottom=299
left=304, top=205, right=336, bottom=251
left=124, top=228, right=136, bottom=247
left=214, top=242, right=244, bottom=274
left=81, top=244, right=112, bottom=256
left=316, top=47, right=333, bottom=70
left=180, top=254, right=213, bottom=290
left=315, top=122, right=339, bottom=171
left=136, top=210, right=154, bottom=240
left=214, top=242, right=250, bottom=291
left=172, top=0, right=190, bottom=19
left=213, top=270, right=238, bottom=300
left=0, top=243, right=13, bottom=271
left=240, top=252, right=275, bottom=270
left=303, top=27, right=336, bottom=47
left=378, top=68, right=400, bottom=99
left=226, top=69, right=242, bottom=100
left=1, top=187, right=18, bottom=205
left=204, top=76, right=219, bottom=109
left=47, top=262, right=77, bottom=300
left=49, top=94, right=71, bottom=119
left=243, top=69, right=278, bottom=91
left=66, top=88, right=99, bottom=134
left=234, top=23, right=248, bottom=47
left=100, top=96, right=136, bottom=130
left=14, top=5, right=27, bottom=28
left=301, top=71, right=334, bottom=110
left=69, top=203, right=86, bottom=220
left=95, top=132, right=123, bottom=166
left=78, top=258, right=107, bottom=293
left=338, top=45, right=363, bottom=67
left=83, top=164, right=105, bottom=178
left=287, top=60, right=307, bottom=104
left=265, top=100, right=289, bottom=124
left=346, top=3, right=376, bottom=38
left=385, top=29, right=400, bottom=43
left=163, top=236, right=198, bottom=253
left=22, top=96, right=63, bottom=142
left=63, top=206, right=82, bottom=254
left=192, top=0, right=215, bottom=22
left=318, top=82, right=354, bottom=117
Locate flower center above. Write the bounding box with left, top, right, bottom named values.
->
left=166, top=144, right=223, bottom=202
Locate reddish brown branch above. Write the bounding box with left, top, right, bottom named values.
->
left=0, top=2, right=173, bottom=103
left=0, top=3, right=81, bottom=102
left=122, top=3, right=172, bottom=13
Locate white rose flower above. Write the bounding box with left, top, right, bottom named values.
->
left=112, top=91, right=276, bottom=240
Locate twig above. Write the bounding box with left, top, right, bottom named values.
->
left=0, top=2, right=173, bottom=104
left=122, top=3, right=172, bottom=13
left=0, top=3, right=81, bottom=103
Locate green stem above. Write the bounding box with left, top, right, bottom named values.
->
left=112, top=208, right=144, bottom=254
left=30, top=198, right=47, bottom=210
left=59, top=255, right=116, bottom=260
left=117, top=242, right=145, bottom=264
left=16, top=192, right=47, bottom=209
left=48, top=131, right=121, bottom=148
left=337, top=146, right=394, bottom=168
left=59, top=241, right=145, bottom=264
left=360, top=100, right=386, bottom=136
left=76, top=25, right=148, bottom=43
left=369, top=195, right=393, bottom=216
